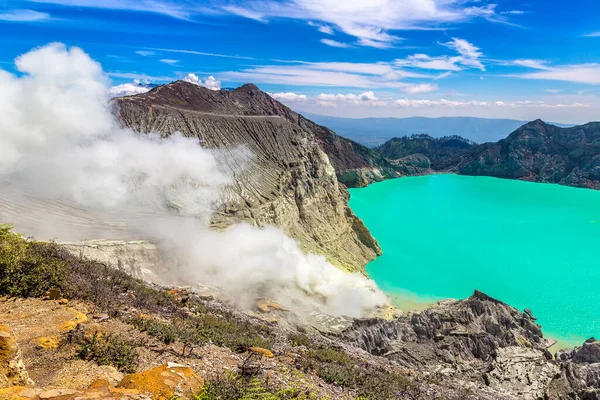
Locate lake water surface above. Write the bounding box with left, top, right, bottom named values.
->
left=349, top=174, right=600, bottom=346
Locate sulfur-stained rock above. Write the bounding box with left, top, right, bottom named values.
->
left=0, top=380, right=152, bottom=400
left=59, top=309, right=88, bottom=332
left=255, top=298, right=288, bottom=313
left=0, top=325, right=33, bottom=388
left=43, top=290, right=61, bottom=301
left=117, top=363, right=203, bottom=399
left=249, top=347, right=274, bottom=358
left=37, top=389, right=79, bottom=399
left=79, top=380, right=147, bottom=399
left=30, top=338, right=58, bottom=350
left=0, top=386, right=30, bottom=400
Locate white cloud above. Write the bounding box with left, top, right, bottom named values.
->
left=27, top=0, right=525, bottom=38
left=318, top=26, right=333, bottom=34
left=545, top=89, right=563, bottom=94
left=444, top=38, right=481, bottom=58
left=271, top=88, right=591, bottom=115
left=269, top=91, right=389, bottom=108
left=315, top=92, right=389, bottom=107
left=511, top=59, right=551, bottom=70
left=442, top=38, right=485, bottom=70
left=584, top=32, right=600, bottom=38
left=308, top=21, right=334, bottom=34
left=25, top=1, right=522, bottom=48
left=357, top=37, right=396, bottom=49
left=160, top=59, right=179, bottom=65
left=391, top=99, right=589, bottom=109
left=0, top=9, right=50, bottom=21
left=320, top=39, right=351, bottom=48
left=221, top=5, right=267, bottom=22
left=220, top=57, right=439, bottom=91
left=393, top=99, right=588, bottom=109
left=513, top=64, right=600, bottom=84
left=183, top=73, right=221, bottom=90
left=220, top=59, right=434, bottom=90
left=463, top=4, right=522, bottom=26
left=464, top=4, right=496, bottom=18
left=396, top=38, right=485, bottom=71
left=492, top=100, right=590, bottom=108
left=317, top=91, right=379, bottom=102
left=393, top=98, right=488, bottom=108
left=402, top=83, right=439, bottom=94
left=143, top=47, right=255, bottom=60
left=136, top=50, right=156, bottom=57
left=108, top=79, right=153, bottom=97
left=213, top=0, right=505, bottom=48
left=435, top=71, right=453, bottom=80
left=268, top=92, right=308, bottom=102
left=302, top=62, right=401, bottom=75
left=396, top=53, right=464, bottom=71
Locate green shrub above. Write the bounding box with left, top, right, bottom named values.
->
left=287, top=333, right=312, bottom=348
left=0, top=225, right=177, bottom=314
left=0, top=224, right=66, bottom=297
left=131, top=317, right=180, bottom=345
left=130, top=313, right=272, bottom=353
left=295, top=345, right=412, bottom=399
left=78, top=332, right=139, bottom=373
left=195, top=374, right=314, bottom=400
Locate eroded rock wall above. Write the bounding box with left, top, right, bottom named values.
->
left=113, top=82, right=383, bottom=272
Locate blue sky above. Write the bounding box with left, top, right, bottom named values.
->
left=2, top=0, right=600, bottom=123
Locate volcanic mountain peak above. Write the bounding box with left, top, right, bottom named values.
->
left=115, top=81, right=410, bottom=187
left=124, top=80, right=296, bottom=120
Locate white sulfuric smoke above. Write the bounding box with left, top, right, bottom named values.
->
left=0, top=43, right=387, bottom=317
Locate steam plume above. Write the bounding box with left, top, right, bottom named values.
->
left=0, top=43, right=387, bottom=317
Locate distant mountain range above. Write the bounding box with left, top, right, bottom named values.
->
left=456, top=119, right=600, bottom=190
left=304, top=113, right=572, bottom=147
left=373, top=120, right=600, bottom=190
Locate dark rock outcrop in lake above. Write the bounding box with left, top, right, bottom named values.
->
left=339, top=290, right=600, bottom=399
left=112, top=81, right=405, bottom=272
left=376, top=134, right=476, bottom=171
left=456, top=119, right=600, bottom=189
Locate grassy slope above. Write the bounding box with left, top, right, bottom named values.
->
left=0, top=224, right=425, bottom=400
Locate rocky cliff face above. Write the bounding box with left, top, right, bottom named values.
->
left=112, top=81, right=391, bottom=272
left=456, top=119, right=600, bottom=189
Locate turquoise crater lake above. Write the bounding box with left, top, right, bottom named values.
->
left=349, top=174, right=600, bottom=346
